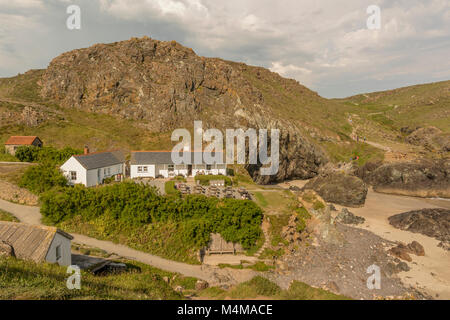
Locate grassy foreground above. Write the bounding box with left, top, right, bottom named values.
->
left=0, top=256, right=183, bottom=300
left=198, top=276, right=350, bottom=300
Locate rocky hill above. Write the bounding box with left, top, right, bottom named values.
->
left=0, top=36, right=448, bottom=183
left=24, top=37, right=348, bottom=183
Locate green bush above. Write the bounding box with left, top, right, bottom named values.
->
left=19, top=163, right=67, bottom=194
left=195, top=175, right=232, bottom=186
left=40, top=182, right=263, bottom=250
left=15, top=146, right=81, bottom=165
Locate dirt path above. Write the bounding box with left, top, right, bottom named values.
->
left=333, top=189, right=450, bottom=299
left=0, top=199, right=255, bottom=285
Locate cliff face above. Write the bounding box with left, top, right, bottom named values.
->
left=40, top=36, right=327, bottom=183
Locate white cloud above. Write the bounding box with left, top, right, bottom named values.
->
left=0, top=0, right=449, bottom=97
left=0, top=0, right=43, bottom=8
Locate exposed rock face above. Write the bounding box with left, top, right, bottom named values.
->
left=363, top=160, right=450, bottom=198
left=406, top=126, right=450, bottom=152
left=21, top=106, right=47, bottom=127
left=336, top=208, right=365, bottom=225
left=281, top=214, right=303, bottom=244
left=303, top=173, right=368, bottom=207
left=40, top=37, right=327, bottom=183
left=388, top=208, right=450, bottom=248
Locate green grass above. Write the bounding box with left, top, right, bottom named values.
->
left=0, top=209, right=19, bottom=222
left=268, top=214, right=290, bottom=247
left=280, top=281, right=350, bottom=300
left=58, top=216, right=201, bottom=265
left=323, top=141, right=385, bottom=166
left=253, top=192, right=268, bottom=208
left=164, top=180, right=181, bottom=196
left=198, top=276, right=350, bottom=300
left=194, top=174, right=232, bottom=186
left=0, top=256, right=184, bottom=300
left=0, top=151, right=18, bottom=162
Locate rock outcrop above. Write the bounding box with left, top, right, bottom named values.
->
left=406, top=126, right=450, bottom=152
left=362, top=160, right=450, bottom=198
left=303, top=172, right=368, bottom=207
left=388, top=241, right=426, bottom=262
left=40, top=37, right=327, bottom=183
left=388, top=208, right=450, bottom=249
left=336, top=208, right=365, bottom=225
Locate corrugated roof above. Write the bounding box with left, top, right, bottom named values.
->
left=73, top=150, right=124, bottom=170
left=0, top=222, right=73, bottom=263
left=5, top=136, right=40, bottom=145
left=130, top=151, right=224, bottom=165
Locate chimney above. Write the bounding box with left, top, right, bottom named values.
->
left=84, top=146, right=89, bottom=155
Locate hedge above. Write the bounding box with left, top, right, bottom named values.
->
left=40, top=182, right=263, bottom=249
left=15, top=146, right=81, bottom=165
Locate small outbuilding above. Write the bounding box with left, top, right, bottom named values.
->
left=0, top=221, right=73, bottom=266
left=4, top=136, right=43, bottom=156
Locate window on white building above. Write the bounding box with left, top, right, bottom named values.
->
left=70, top=171, right=77, bottom=180
left=143, top=166, right=148, bottom=172
left=206, top=164, right=212, bottom=170
left=138, top=166, right=143, bottom=173
left=168, top=164, right=174, bottom=172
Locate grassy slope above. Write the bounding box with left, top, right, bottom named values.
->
left=0, top=70, right=173, bottom=152
left=340, top=80, right=450, bottom=133
left=0, top=67, right=378, bottom=165
left=336, top=80, right=450, bottom=153
left=0, top=256, right=183, bottom=300
left=1, top=68, right=447, bottom=165
left=199, top=276, right=350, bottom=300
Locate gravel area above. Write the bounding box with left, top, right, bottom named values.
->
left=264, top=223, right=429, bottom=299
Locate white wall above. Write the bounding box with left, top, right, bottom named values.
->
left=60, top=157, right=87, bottom=186
left=61, top=157, right=123, bottom=187
left=45, top=233, right=72, bottom=266
left=131, top=163, right=227, bottom=178
left=86, top=163, right=123, bottom=187
left=130, top=164, right=156, bottom=179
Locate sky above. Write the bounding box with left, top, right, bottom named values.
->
left=0, top=0, right=449, bottom=98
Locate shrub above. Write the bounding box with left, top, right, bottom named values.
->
left=19, top=163, right=67, bottom=194
left=40, top=182, right=263, bottom=249
left=15, top=146, right=81, bottom=165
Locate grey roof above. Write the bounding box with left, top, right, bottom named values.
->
left=0, top=221, right=73, bottom=263
left=74, top=150, right=124, bottom=170
left=131, top=151, right=224, bottom=165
